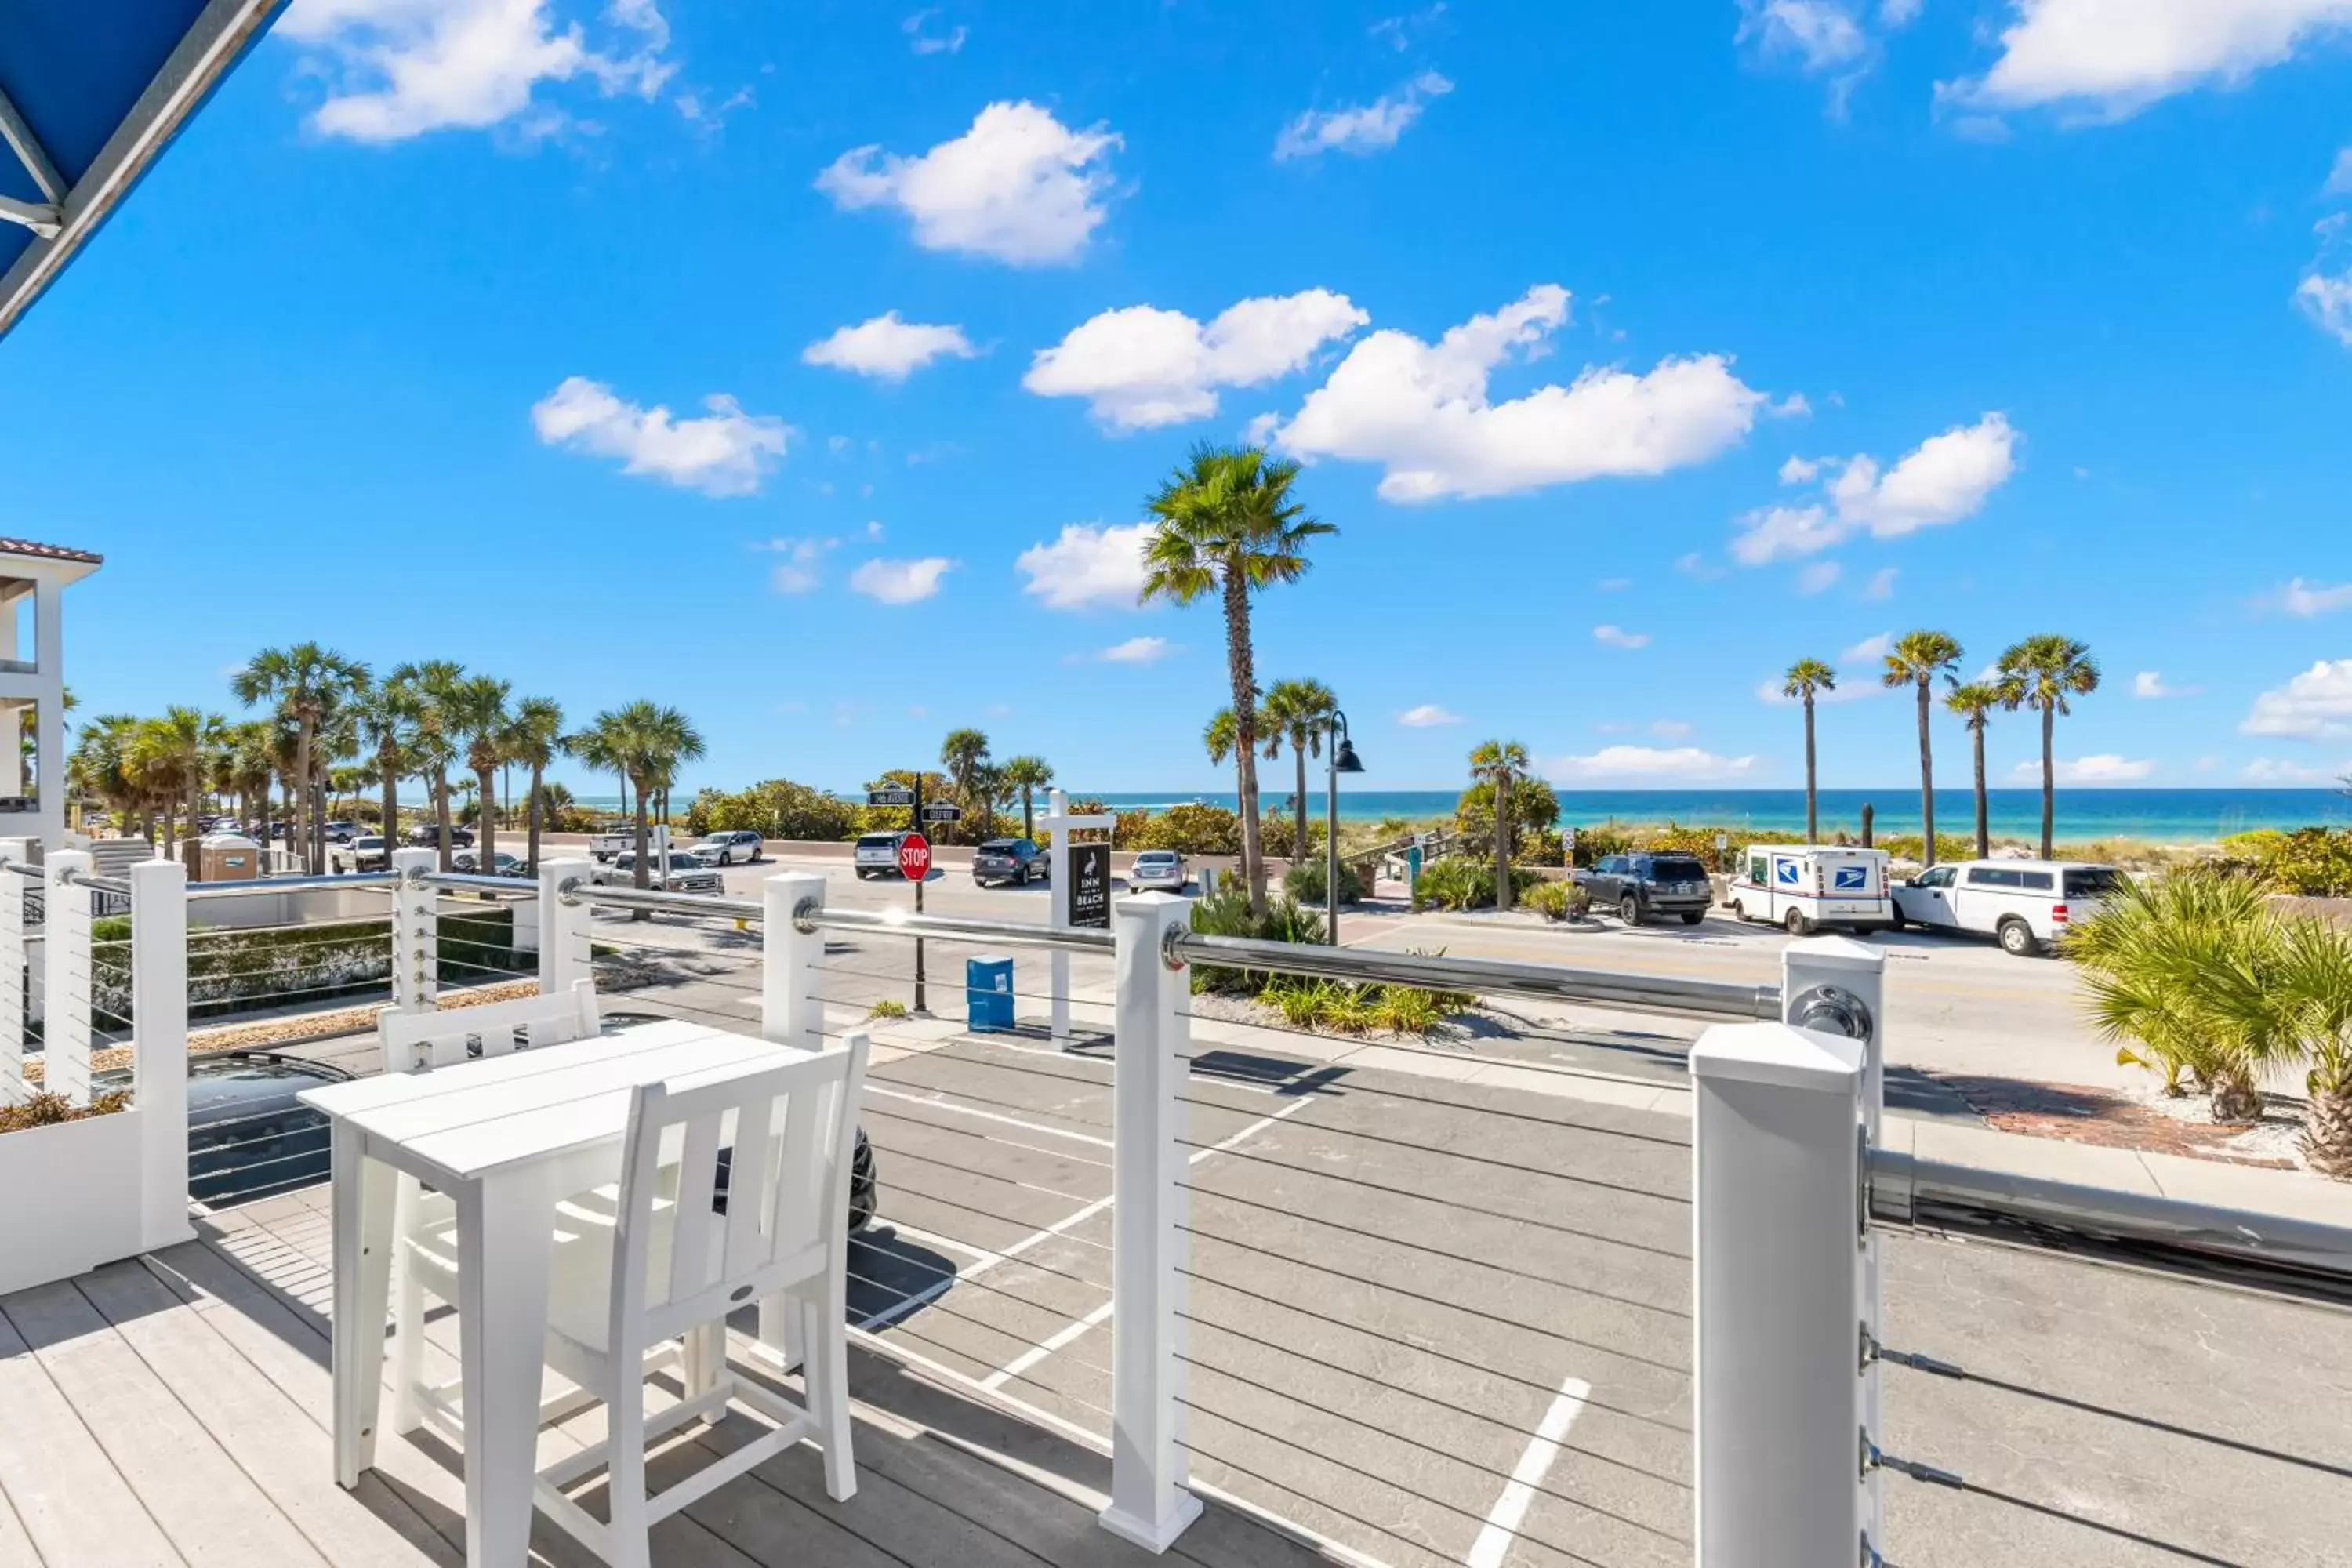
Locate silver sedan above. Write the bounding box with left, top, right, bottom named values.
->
left=1127, top=850, right=1189, bottom=892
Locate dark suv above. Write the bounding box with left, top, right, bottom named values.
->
left=407, top=823, right=476, bottom=849
left=1577, top=852, right=1715, bottom=927
left=972, top=837, right=1046, bottom=887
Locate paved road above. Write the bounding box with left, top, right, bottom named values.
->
left=556, top=880, right=2352, bottom=1568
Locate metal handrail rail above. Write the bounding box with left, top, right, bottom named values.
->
left=60, top=869, right=132, bottom=897
left=557, top=877, right=762, bottom=922
left=1167, top=930, right=1783, bottom=1021
left=184, top=871, right=398, bottom=900
left=793, top=899, right=1116, bottom=956
left=3, top=859, right=38, bottom=879
left=1867, top=1147, right=2352, bottom=1310
left=415, top=871, right=538, bottom=896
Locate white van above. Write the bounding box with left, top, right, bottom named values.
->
left=1726, top=845, right=1894, bottom=935
left=1892, top=859, right=2127, bottom=956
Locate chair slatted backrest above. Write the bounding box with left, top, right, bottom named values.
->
left=611, top=1033, right=870, bottom=1351
left=376, top=978, right=601, bottom=1075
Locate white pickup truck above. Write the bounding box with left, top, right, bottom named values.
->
left=590, top=822, right=637, bottom=862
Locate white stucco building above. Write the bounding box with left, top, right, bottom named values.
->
left=0, top=537, right=100, bottom=846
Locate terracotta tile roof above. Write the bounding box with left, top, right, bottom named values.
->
left=0, top=538, right=101, bottom=564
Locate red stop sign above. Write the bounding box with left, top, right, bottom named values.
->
left=897, top=832, right=931, bottom=880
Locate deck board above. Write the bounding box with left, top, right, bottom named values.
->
left=0, top=1303, right=184, bottom=1566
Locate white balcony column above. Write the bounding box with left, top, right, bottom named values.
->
left=1690, top=1021, right=1866, bottom=1568
left=42, top=848, right=92, bottom=1105
left=0, top=837, right=29, bottom=1105
left=390, top=848, right=438, bottom=1013
left=1100, top=891, right=1202, bottom=1553
left=535, top=856, right=593, bottom=994
left=763, top=871, right=825, bottom=1052
left=132, top=857, right=193, bottom=1252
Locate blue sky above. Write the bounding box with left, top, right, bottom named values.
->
left=9, top=0, right=2352, bottom=797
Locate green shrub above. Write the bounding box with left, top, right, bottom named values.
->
left=1567, top=825, right=1633, bottom=867
left=1283, top=857, right=1366, bottom=906
left=1454, top=778, right=1561, bottom=865
left=1410, top=856, right=1541, bottom=912
left=1187, top=887, right=1327, bottom=993
left=1136, top=803, right=1243, bottom=856
left=1869, top=832, right=1980, bottom=866
left=2223, top=827, right=2352, bottom=898
left=685, top=779, right=860, bottom=843
left=0, top=1089, right=130, bottom=1134
left=865, top=998, right=909, bottom=1021
left=1520, top=879, right=1590, bottom=922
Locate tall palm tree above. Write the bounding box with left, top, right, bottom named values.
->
left=1781, top=659, right=1837, bottom=844
left=1203, top=707, right=1239, bottom=771
left=1997, top=634, right=2100, bottom=858
left=129, top=708, right=220, bottom=874
left=938, top=728, right=991, bottom=841
left=503, top=696, right=565, bottom=871
left=1142, top=443, right=1337, bottom=918
left=1000, top=755, right=1054, bottom=840
left=231, top=642, right=368, bottom=873
left=1262, top=678, right=1338, bottom=866
left=1468, top=739, right=1530, bottom=912
left=1944, top=682, right=2000, bottom=861
left=351, top=674, right=419, bottom=854
left=392, top=661, right=465, bottom=868
left=445, top=674, right=512, bottom=870
left=68, top=715, right=143, bottom=837
left=577, top=702, right=706, bottom=909
left=1881, top=631, right=1962, bottom=867
left=224, top=721, right=276, bottom=848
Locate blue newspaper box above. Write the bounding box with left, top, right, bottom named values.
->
left=966, top=955, right=1014, bottom=1033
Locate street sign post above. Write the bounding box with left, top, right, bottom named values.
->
left=1039, top=788, right=1117, bottom=1041
left=869, top=778, right=935, bottom=1008
left=868, top=786, right=915, bottom=808
left=897, top=833, right=932, bottom=880
left=920, top=802, right=963, bottom=825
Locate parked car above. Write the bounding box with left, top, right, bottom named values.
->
left=590, top=822, right=638, bottom=862
left=1726, top=845, right=1893, bottom=935
left=692, top=829, right=764, bottom=866
left=1577, top=852, right=1715, bottom=927
left=322, top=820, right=358, bottom=845
left=452, top=850, right=526, bottom=877
left=715, top=1127, right=876, bottom=1233
left=854, top=831, right=911, bottom=879
left=590, top=850, right=724, bottom=895
left=1893, top=859, right=2127, bottom=956
left=406, top=822, right=475, bottom=849
left=348, top=833, right=390, bottom=872
left=95, top=1051, right=354, bottom=1208
left=1128, top=849, right=1189, bottom=892
left=972, top=837, right=1046, bottom=887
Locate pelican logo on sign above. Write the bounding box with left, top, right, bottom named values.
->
left=1834, top=866, right=1869, bottom=892
left=1775, top=859, right=1802, bottom=887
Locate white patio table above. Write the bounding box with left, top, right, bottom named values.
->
left=300, top=1016, right=786, bottom=1566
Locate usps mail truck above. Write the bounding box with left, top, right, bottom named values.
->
left=1726, top=844, right=1894, bottom=935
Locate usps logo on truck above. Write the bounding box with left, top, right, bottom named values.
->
left=1834, top=865, right=1870, bottom=892
left=1775, top=859, right=1802, bottom=886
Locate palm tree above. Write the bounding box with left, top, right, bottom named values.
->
left=2277, top=916, right=2352, bottom=1176
left=1997, top=634, right=2100, bottom=859
left=1263, top=678, right=1338, bottom=866
left=1203, top=707, right=1239, bottom=771
left=68, top=715, right=143, bottom=837
left=128, top=708, right=220, bottom=874
left=1881, top=632, right=1962, bottom=867
left=1944, top=682, right=2000, bottom=860
left=1780, top=659, right=1837, bottom=844
left=1142, top=443, right=1337, bottom=917
left=578, top=702, right=706, bottom=909
left=503, top=696, right=565, bottom=871
left=1468, top=739, right=1530, bottom=911
left=351, top=675, right=419, bottom=855
left=223, top=721, right=275, bottom=847
left=392, top=661, right=465, bottom=868
left=939, top=728, right=991, bottom=841
left=231, top=642, right=368, bottom=873
left=445, top=674, right=512, bottom=870
left=1000, top=755, right=1054, bottom=840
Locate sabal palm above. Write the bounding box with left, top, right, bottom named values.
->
left=224, top=721, right=276, bottom=848
left=1469, top=739, right=1530, bottom=911
left=2274, top=918, right=2352, bottom=1175
left=1142, top=443, right=1336, bottom=918
left=1944, top=682, right=1999, bottom=860
left=999, top=755, right=1054, bottom=840
left=1997, top=634, right=2099, bottom=858
left=503, top=696, right=565, bottom=870
left=351, top=675, right=420, bottom=856
left=1262, top=679, right=1338, bottom=864
left=394, top=661, right=466, bottom=867
left=939, top=728, right=991, bottom=841
left=1781, top=659, right=1837, bottom=844
left=579, top=702, right=706, bottom=903
left=1203, top=708, right=1239, bottom=768
left=129, top=707, right=221, bottom=871
left=1881, top=632, right=1962, bottom=866
left=232, top=642, right=368, bottom=873
left=444, top=674, right=512, bottom=869
left=68, top=715, right=143, bottom=833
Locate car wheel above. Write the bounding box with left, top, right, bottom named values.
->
left=1680, top=910, right=1704, bottom=926
left=1618, top=893, right=1640, bottom=927
left=1784, top=907, right=1813, bottom=936
left=1998, top=917, right=2038, bottom=958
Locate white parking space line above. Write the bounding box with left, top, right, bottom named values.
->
left=862, top=1082, right=1116, bottom=1149
left=1464, top=1374, right=1592, bottom=1568
left=982, top=1298, right=1116, bottom=1391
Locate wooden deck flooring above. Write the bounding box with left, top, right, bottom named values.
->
left=0, top=1186, right=1329, bottom=1568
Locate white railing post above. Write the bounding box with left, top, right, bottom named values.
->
left=1101, top=891, right=1201, bottom=1553
left=537, top=856, right=593, bottom=995
left=1690, top=1021, right=1865, bottom=1568
left=763, top=872, right=825, bottom=1051
left=0, top=838, right=30, bottom=1105
left=42, top=848, right=92, bottom=1106
left=390, top=848, right=438, bottom=1012
left=1781, top=935, right=1887, bottom=1545
left=132, top=857, right=194, bottom=1251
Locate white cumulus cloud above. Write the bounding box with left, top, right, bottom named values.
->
left=1731, top=412, right=2016, bottom=564
left=2275, top=577, right=2352, bottom=616
left=280, top=0, right=676, bottom=143
left=1268, top=285, right=1767, bottom=502
left=2297, top=269, right=2352, bottom=347
left=2241, top=659, right=2352, bottom=741
left=849, top=556, right=954, bottom=604
left=1274, top=71, right=1452, bottom=160
left=1397, top=703, right=1463, bottom=727
left=1944, top=0, right=2352, bottom=118
left=1842, top=632, right=1893, bottom=663
left=2132, top=670, right=2199, bottom=699
left=1548, top=746, right=1762, bottom=782
left=531, top=375, right=790, bottom=495
left=1025, top=290, right=1368, bottom=430
left=802, top=312, right=978, bottom=381
left=1742, top=0, right=1869, bottom=73
left=2016, top=754, right=2154, bottom=784
left=816, top=101, right=1120, bottom=266
left=1014, top=521, right=1156, bottom=610
left=1593, top=624, right=1651, bottom=650
left=1098, top=636, right=1174, bottom=664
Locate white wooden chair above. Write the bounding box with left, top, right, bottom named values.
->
left=379, top=982, right=609, bottom=1437
left=529, top=1034, right=871, bottom=1568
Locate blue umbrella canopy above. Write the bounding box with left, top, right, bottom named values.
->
left=0, top=0, right=286, bottom=339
